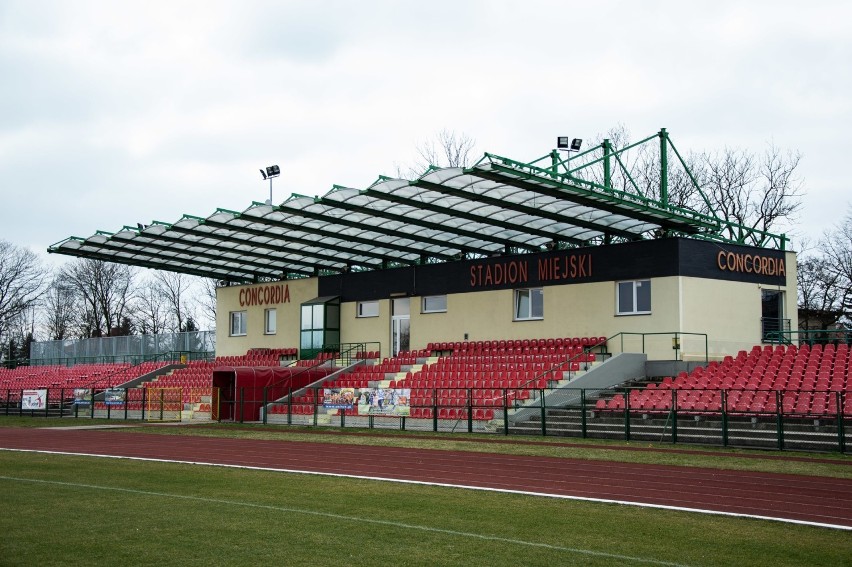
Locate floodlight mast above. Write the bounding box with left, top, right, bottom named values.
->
left=260, top=165, right=281, bottom=204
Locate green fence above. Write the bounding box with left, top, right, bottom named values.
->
left=3, top=385, right=847, bottom=453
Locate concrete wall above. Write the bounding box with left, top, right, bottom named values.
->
left=340, top=299, right=391, bottom=357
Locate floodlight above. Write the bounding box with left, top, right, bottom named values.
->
left=557, top=137, right=583, bottom=152
left=260, top=164, right=281, bottom=204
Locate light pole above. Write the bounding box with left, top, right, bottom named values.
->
left=259, top=165, right=280, bottom=204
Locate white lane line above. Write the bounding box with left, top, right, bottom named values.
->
left=2, top=447, right=851, bottom=532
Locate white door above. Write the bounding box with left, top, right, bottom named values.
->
left=391, top=298, right=410, bottom=356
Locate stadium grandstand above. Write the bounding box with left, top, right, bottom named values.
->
left=3, top=128, right=845, bottom=451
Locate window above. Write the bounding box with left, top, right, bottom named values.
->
left=422, top=295, right=447, bottom=313
left=264, top=308, right=277, bottom=335
left=616, top=280, right=651, bottom=315
left=357, top=300, right=379, bottom=318
left=514, top=288, right=543, bottom=320
left=229, top=311, right=247, bottom=336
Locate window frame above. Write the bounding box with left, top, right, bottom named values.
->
left=356, top=300, right=380, bottom=318
left=229, top=311, right=247, bottom=336
left=264, top=308, right=277, bottom=335
left=421, top=295, right=447, bottom=314
left=514, top=288, right=544, bottom=321
left=616, top=279, right=652, bottom=316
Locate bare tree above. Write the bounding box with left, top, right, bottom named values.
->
left=43, top=277, right=77, bottom=340
left=198, top=278, right=218, bottom=331
left=60, top=259, right=137, bottom=338
left=797, top=254, right=846, bottom=330
left=397, top=129, right=477, bottom=179
left=0, top=241, right=48, bottom=348
left=134, top=285, right=169, bottom=335
left=700, top=144, right=803, bottom=243
left=152, top=271, right=192, bottom=333
left=818, top=207, right=852, bottom=324
left=5, top=304, right=37, bottom=362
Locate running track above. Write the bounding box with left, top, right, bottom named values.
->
left=1, top=426, right=851, bottom=530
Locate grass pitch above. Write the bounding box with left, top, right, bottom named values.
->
left=0, top=448, right=850, bottom=566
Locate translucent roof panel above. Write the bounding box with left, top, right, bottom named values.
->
left=48, top=155, right=737, bottom=283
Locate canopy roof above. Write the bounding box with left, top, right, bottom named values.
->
left=49, top=133, right=788, bottom=284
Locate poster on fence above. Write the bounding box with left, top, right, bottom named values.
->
left=104, top=388, right=125, bottom=406
left=22, top=389, right=47, bottom=410
left=357, top=388, right=410, bottom=417
left=322, top=388, right=356, bottom=409
left=73, top=388, right=91, bottom=406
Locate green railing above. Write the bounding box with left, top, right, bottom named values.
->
left=610, top=332, right=709, bottom=362
left=299, top=342, right=381, bottom=365
left=764, top=329, right=852, bottom=346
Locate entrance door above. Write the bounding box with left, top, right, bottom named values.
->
left=391, top=298, right=410, bottom=356
left=761, top=289, right=785, bottom=341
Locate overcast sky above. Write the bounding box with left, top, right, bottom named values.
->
left=2, top=0, right=850, bottom=267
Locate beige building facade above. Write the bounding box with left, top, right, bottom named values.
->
left=216, top=238, right=797, bottom=362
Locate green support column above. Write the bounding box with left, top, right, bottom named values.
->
left=433, top=394, right=438, bottom=432
left=659, top=128, right=669, bottom=208
left=671, top=389, right=678, bottom=444
left=540, top=390, right=547, bottom=437
left=550, top=150, right=559, bottom=179
left=503, top=390, right=509, bottom=436
left=721, top=390, right=728, bottom=447
left=838, top=391, right=846, bottom=454
left=603, top=139, right=612, bottom=191
left=776, top=390, right=784, bottom=450
left=467, top=389, right=473, bottom=433
left=624, top=389, right=631, bottom=441
left=581, top=389, right=587, bottom=438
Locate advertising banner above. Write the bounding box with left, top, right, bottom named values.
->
left=322, top=388, right=356, bottom=409
left=73, top=388, right=91, bottom=406
left=357, top=388, right=410, bottom=417
left=22, top=389, right=47, bottom=410
left=104, top=388, right=125, bottom=406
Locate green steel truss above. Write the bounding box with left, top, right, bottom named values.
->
left=48, top=129, right=787, bottom=283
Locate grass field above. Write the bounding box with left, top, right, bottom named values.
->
left=0, top=418, right=851, bottom=566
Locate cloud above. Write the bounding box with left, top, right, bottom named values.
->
left=1, top=0, right=850, bottom=261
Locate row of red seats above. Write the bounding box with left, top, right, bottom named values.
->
left=428, top=354, right=594, bottom=369
left=246, top=347, right=298, bottom=357
left=599, top=389, right=851, bottom=416
left=354, top=351, right=380, bottom=359
left=428, top=337, right=606, bottom=352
